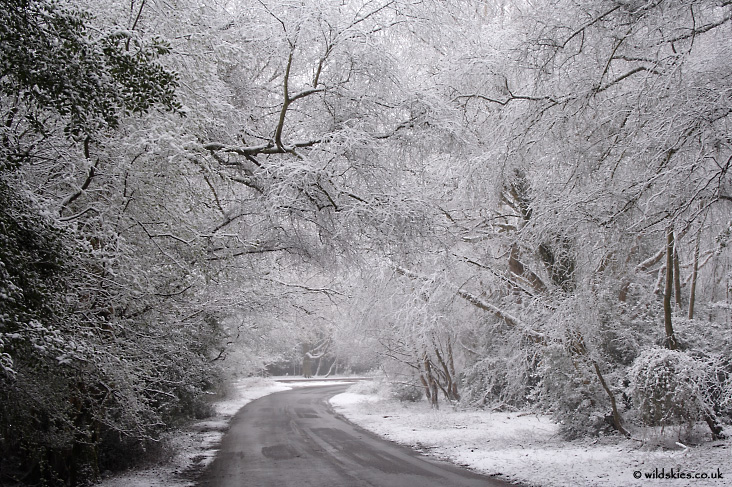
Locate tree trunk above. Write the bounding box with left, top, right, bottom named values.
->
left=423, top=353, right=439, bottom=409
left=592, top=360, right=631, bottom=438
left=419, top=373, right=431, bottom=402
left=673, top=247, right=682, bottom=309
left=689, top=233, right=700, bottom=319
left=568, top=330, right=630, bottom=437
left=447, top=338, right=460, bottom=400
left=703, top=410, right=728, bottom=440
left=302, top=343, right=313, bottom=378
left=663, top=229, right=678, bottom=350
left=432, top=338, right=459, bottom=402
left=314, top=355, right=323, bottom=376
left=430, top=378, right=439, bottom=409
left=325, top=359, right=337, bottom=377
left=416, top=349, right=432, bottom=402
left=508, top=244, right=547, bottom=293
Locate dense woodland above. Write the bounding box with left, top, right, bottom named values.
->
left=1, top=0, right=732, bottom=484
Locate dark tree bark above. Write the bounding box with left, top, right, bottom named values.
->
left=433, top=339, right=460, bottom=402
left=508, top=244, right=547, bottom=293
left=703, top=411, right=728, bottom=440
left=663, top=229, right=678, bottom=350
left=419, top=373, right=432, bottom=403
left=325, top=359, right=337, bottom=377
left=423, top=353, right=439, bottom=409
left=592, top=360, right=631, bottom=438
left=302, top=343, right=313, bottom=378
left=689, top=233, right=700, bottom=319
left=447, top=338, right=460, bottom=400
left=314, top=356, right=322, bottom=376
left=673, top=247, right=683, bottom=309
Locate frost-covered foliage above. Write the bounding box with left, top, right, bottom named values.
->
left=537, top=346, right=616, bottom=439
left=461, top=338, right=540, bottom=410
left=367, top=0, right=732, bottom=442
left=4, top=0, right=732, bottom=483
left=0, top=178, right=223, bottom=484
left=628, top=348, right=717, bottom=427
left=0, top=183, right=67, bottom=375
left=0, top=0, right=180, bottom=140
left=390, top=380, right=425, bottom=402
left=0, top=0, right=222, bottom=484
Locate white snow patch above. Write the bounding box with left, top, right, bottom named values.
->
left=330, top=390, right=731, bottom=487
left=329, top=392, right=381, bottom=407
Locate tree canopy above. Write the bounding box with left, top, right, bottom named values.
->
left=2, top=0, right=732, bottom=484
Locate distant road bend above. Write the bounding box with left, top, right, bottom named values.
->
left=197, top=382, right=515, bottom=487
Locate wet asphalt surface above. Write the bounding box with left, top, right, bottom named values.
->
left=196, top=382, right=516, bottom=487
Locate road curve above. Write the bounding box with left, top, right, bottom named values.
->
left=197, top=383, right=515, bottom=487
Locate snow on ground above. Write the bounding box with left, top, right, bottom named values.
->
left=97, top=377, right=292, bottom=487
left=330, top=388, right=731, bottom=487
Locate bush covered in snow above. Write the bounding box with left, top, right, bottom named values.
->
left=538, top=345, right=616, bottom=439
left=0, top=1, right=217, bottom=484
left=390, top=380, right=425, bottom=402
left=461, top=345, right=539, bottom=410
left=628, top=348, right=713, bottom=427
left=348, top=377, right=385, bottom=396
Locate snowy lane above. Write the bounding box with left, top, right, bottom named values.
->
left=196, top=383, right=513, bottom=487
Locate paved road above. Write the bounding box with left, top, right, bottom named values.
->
left=197, top=383, right=515, bottom=487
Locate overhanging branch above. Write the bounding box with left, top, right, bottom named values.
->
left=392, top=265, right=545, bottom=342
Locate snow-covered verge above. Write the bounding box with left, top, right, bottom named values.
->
left=97, top=377, right=292, bottom=487
left=330, top=390, right=731, bottom=487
